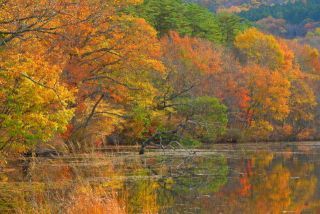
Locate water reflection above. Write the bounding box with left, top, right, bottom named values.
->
left=1, top=143, right=320, bottom=213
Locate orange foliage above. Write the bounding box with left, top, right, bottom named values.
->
left=242, top=64, right=291, bottom=124
left=161, top=31, right=222, bottom=74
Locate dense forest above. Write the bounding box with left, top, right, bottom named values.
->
left=0, top=0, right=320, bottom=156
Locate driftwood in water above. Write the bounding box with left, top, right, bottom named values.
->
left=23, top=149, right=61, bottom=158
left=139, top=125, right=185, bottom=155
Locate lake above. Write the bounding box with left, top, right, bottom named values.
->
left=1, top=142, right=320, bottom=213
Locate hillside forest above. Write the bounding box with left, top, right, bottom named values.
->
left=0, top=0, right=320, bottom=155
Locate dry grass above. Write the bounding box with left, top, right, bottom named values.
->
left=65, top=185, right=125, bottom=214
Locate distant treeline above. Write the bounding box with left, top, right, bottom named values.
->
left=239, top=0, right=320, bottom=24
left=187, top=0, right=297, bottom=12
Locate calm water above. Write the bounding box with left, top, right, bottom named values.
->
left=1, top=142, right=320, bottom=213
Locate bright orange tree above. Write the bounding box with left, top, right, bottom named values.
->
left=48, top=0, right=166, bottom=144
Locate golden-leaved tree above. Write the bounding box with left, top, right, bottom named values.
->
left=233, top=28, right=318, bottom=140
left=0, top=0, right=75, bottom=151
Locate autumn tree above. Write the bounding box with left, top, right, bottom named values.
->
left=283, top=41, right=319, bottom=140
left=234, top=28, right=289, bottom=70
left=0, top=0, right=75, bottom=151
left=159, top=31, right=222, bottom=98
left=153, top=32, right=227, bottom=145
left=232, top=28, right=319, bottom=140
left=42, top=0, right=166, bottom=147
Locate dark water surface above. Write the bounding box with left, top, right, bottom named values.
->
left=1, top=142, right=320, bottom=213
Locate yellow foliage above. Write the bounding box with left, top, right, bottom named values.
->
left=235, top=28, right=287, bottom=70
